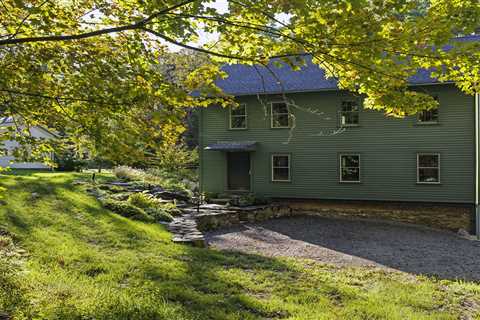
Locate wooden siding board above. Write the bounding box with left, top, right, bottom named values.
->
left=200, top=84, right=475, bottom=203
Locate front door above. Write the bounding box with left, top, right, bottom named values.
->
left=227, top=152, right=251, bottom=191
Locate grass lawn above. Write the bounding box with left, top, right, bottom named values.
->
left=1, top=171, right=480, bottom=319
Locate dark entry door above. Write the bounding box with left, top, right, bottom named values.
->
left=227, top=152, right=251, bottom=191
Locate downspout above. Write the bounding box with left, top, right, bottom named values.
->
left=199, top=108, right=204, bottom=196
left=476, top=92, right=480, bottom=239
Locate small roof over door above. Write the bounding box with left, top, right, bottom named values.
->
left=204, top=141, right=257, bottom=152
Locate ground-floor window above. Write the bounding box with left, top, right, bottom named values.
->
left=417, top=153, right=440, bottom=183
left=271, top=154, right=290, bottom=182
left=340, top=154, right=360, bottom=182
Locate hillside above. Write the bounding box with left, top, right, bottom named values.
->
left=1, top=171, right=479, bottom=319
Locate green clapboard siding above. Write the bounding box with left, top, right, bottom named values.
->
left=200, top=84, right=476, bottom=203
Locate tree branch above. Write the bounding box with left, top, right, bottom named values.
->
left=0, top=0, right=196, bottom=46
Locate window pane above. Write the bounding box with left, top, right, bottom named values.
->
left=418, top=154, right=438, bottom=167
left=342, top=101, right=359, bottom=112
left=273, top=114, right=289, bottom=127
left=273, top=168, right=290, bottom=181
left=273, top=155, right=289, bottom=167
left=418, top=109, right=438, bottom=122
left=341, top=155, right=359, bottom=168
left=231, top=105, right=246, bottom=116
left=231, top=116, right=246, bottom=128
left=342, top=113, right=359, bottom=125
left=419, top=168, right=439, bottom=183
left=272, top=103, right=288, bottom=114
left=341, top=168, right=360, bottom=182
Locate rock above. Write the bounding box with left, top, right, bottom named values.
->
left=155, top=190, right=190, bottom=202
left=30, top=192, right=40, bottom=200
left=458, top=228, right=471, bottom=237
left=108, top=182, right=132, bottom=187
left=182, top=179, right=198, bottom=192
left=0, top=312, right=11, bottom=320
left=457, top=228, right=478, bottom=240
left=210, top=198, right=231, bottom=205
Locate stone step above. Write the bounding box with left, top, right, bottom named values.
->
left=172, top=236, right=206, bottom=248
left=209, top=198, right=231, bottom=205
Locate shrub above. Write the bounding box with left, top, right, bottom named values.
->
left=128, top=193, right=159, bottom=209
left=113, top=166, right=145, bottom=181
left=101, top=199, right=153, bottom=222
left=107, top=192, right=131, bottom=201
left=145, top=208, right=174, bottom=223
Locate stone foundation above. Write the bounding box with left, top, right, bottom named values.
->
left=195, top=200, right=474, bottom=234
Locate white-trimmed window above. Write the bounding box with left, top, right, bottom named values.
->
left=340, top=154, right=360, bottom=182
left=229, top=104, right=247, bottom=129
left=271, top=102, right=291, bottom=128
left=417, top=153, right=440, bottom=184
left=272, top=154, right=290, bottom=182
left=340, top=100, right=360, bottom=126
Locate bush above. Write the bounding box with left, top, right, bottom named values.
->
left=113, top=166, right=145, bottom=181
left=128, top=193, right=159, bottom=209
left=102, top=199, right=153, bottom=222
left=145, top=208, right=174, bottom=223
left=54, top=150, right=87, bottom=172
left=112, top=165, right=196, bottom=198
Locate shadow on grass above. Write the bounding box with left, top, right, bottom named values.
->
left=0, top=173, right=310, bottom=319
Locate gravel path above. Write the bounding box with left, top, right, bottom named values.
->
left=205, top=216, right=480, bottom=281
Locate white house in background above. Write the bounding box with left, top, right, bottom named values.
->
left=0, top=117, right=56, bottom=169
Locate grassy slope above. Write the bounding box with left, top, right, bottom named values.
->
left=0, top=171, right=479, bottom=320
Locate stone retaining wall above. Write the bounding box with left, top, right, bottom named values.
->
left=196, top=201, right=474, bottom=234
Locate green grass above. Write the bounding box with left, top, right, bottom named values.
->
left=0, top=171, right=479, bottom=319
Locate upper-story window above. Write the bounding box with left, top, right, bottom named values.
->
left=340, top=100, right=360, bottom=126
left=229, top=104, right=247, bottom=129
left=271, top=102, right=291, bottom=128
left=417, top=96, right=439, bottom=124
left=417, top=109, right=439, bottom=124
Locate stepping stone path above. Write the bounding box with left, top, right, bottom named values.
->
left=167, top=204, right=234, bottom=248
left=167, top=213, right=206, bottom=247
left=167, top=203, right=276, bottom=248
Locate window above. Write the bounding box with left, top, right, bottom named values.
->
left=417, top=109, right=439, bottom=124
left=272, top=154, right=290, bottom=182
left=417, top=96, right=439, bottom=124
left=340, top=154, right=360, bottom=182
left=271, top=102, right=291, bottom=128
left=417, top=153, right=440, bottom=184
left=229, top=104, right=247, bottom=129
left=340, top=100, right=360, bottom=126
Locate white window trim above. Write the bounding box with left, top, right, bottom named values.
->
left=271, top=154, right=291, bottom=182
left=229, top=104, right=248, bottom=130
left=417, top=153, right=441, bottom=184
left=339, top=154, right=361, bottom=183
left=340, top=100, right=360, bottom=127
left=270, top=102, right=291, bottom=129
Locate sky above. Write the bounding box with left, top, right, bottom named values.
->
left=167, top=0, right=229, bottom=51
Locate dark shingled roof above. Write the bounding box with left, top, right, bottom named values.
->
left=216, top=35, right=480, bottom=96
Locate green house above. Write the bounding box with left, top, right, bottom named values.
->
left=199, top=38, right=480, bottom=234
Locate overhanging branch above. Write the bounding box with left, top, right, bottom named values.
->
left=0, top=0, right=196, bottom=46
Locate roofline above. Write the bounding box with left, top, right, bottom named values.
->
left=229, top=81, right=455, bottom=97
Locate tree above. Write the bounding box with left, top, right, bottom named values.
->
left=0, top=0, right=479, bottom=163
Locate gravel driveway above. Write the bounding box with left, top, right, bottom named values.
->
left=205, top=216, right=480, bottom=281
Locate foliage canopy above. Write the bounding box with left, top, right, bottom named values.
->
left=0, top=0, right=479, bottom=163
